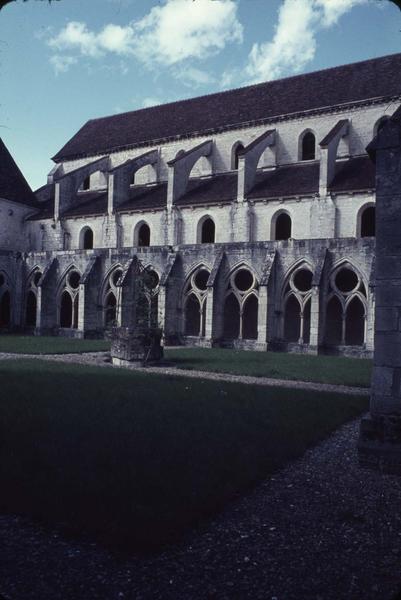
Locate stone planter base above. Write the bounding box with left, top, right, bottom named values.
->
left=111, top=327, right=163, bottom=365
left=358, top=414, right=401, bottom=474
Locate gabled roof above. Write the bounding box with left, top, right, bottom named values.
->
left=53, top=53, right=401, bottom=162
left=0, top=139, right=38, bottom=207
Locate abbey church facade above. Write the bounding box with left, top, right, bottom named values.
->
left=1, top=53, right=400, bottom=356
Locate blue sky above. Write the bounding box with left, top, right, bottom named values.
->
left=0, top=0, right=400, bottom=190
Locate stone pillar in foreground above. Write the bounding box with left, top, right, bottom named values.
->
left=358, top=106, right=401, bottom=472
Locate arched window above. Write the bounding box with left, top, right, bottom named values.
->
left=102, top=267, right=123, bottom=328
left=274, top=212, right=292, bottom=241
left=199, top=217, right=215, bottom=244
left=282, top=266, right=313, bottom=345
left=300, top=131, right=316, bottom=161
left=232, top=142, right=245, bottom=170
left=58, top=269, right=80, bottom=329
left=60, top=291, right=73, bottom=328
left=223, top=293, right=240, bottom=339
left=360, top=206, right=375, bottom=238
left=223, top=267, right=258, bottom=341
left=324, top=264, right=367, bottom=347
left=183, top=267, right=209, bottom=338
left=25, top=291, right=37, bottom=327
left=80, top=227, right=94, bottom=250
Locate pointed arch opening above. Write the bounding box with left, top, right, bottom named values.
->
left=374, top=116, right=390, bottom=136
left=223, top=293, right=240, bottom=339
left=60, top=291, right=73, bottom=328
left=105, top=292, right=117, bottom=327
left=345, top=296, right=365, bottom=346
left=242, top=294, right=258, bottom=340
left=184, top=294, right=201, bottom=336
left=284, top=295, right=301, bottom=342
left=325, top=296, right=343, bottom=346
left=25, top=291, right=37, bottom=327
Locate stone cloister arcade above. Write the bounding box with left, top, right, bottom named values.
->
left=0, top=236, right=375, bottom=356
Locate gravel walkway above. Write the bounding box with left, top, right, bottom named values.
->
left=0, top=351, right=369, bottom=396
left=1, top=418, right=401, bottom=600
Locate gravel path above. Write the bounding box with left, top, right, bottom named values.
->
left=0, top=417, right=400, bottom=600
left=0, top=351, right=369, bottom=396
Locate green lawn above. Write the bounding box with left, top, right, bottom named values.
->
left=0, top=334, right=110, bottom=354
left=0, top=359, right=368, bottom=551
left=165, top=347, right=372, bottom=388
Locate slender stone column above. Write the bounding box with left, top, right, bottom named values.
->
left=308, top=286, right=320, bottom=353
left=358, top=106, right=401, bottom=473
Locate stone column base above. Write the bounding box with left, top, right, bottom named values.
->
left=358, top=414, right=401, bottom=474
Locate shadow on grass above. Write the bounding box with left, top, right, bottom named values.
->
left=0, top=359, right=368, bottom=554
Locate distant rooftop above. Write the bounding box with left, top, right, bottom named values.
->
left=53, top=53, right=401, bottom=163
left=0, top=139, right=38, bottom=208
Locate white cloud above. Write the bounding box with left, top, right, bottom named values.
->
left=245, top=0, right=368, bottom=84
left=49, top=54, right=78, bottom=75
left=47, top=0, right=242, bottom=77
left=141, top=97, right=163, bottom=108
left=132, top=0, right=242, bottom=66
left=49, top=22, right=101, bottom=58
left=175, top=66, right=215, bottom=87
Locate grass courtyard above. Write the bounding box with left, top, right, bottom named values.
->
left=165, top=347, right=372, bottom=387
left=0, top=334, right=110, bottom=355
left=0, top=335, right=372, bottom=387
left=0, top=358, right=368, bottom=551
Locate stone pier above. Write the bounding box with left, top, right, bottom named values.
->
left=358, top=106, right=401, bottom=472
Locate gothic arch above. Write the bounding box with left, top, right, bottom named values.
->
left=182, top=264, right=210, bottom=337
left=324, top=261, right=368, bottom=347
left=298, top=129, right=316, bottom=161
left=100, top=264, right=124, bottom=327
left=57, top=266, right=81, bottom=329
left=222, top=264, right=259, bottom=341
left=281, top=262, right=314, bottom=344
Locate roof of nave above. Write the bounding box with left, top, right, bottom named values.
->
left=0, top=139, right=39, bottom=208
left=52, top=53, right=401, bottom=163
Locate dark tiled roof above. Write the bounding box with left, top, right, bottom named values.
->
left=63, top=191, right=108, bottom=217
left=175, top=173, right=237, bottom=206
left=53, top=53, right=401, bottom=162
left=117, top=183, right=167, bottom=212
left=0, top=139, right=38, bottom=207
left=330, top=156, right=375, bottom=192
left=249, top=163, right=320, bottom=199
